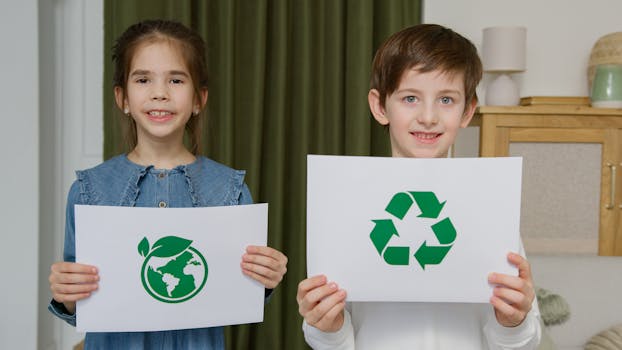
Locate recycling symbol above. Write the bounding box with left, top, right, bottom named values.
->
left=369, top=191, right=456, bottom=269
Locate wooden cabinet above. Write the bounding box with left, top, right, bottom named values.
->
left=472, top=105, right=622, bottom=256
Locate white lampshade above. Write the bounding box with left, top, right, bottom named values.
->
left=482, top=26, right=526, bottom=73
left=482, top=26, right=526, bottom=105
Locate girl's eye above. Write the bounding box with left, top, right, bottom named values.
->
left=170, top=79, right=184, bottom=84
left=404, top=96, right=417, bottom=103
left=136, top=78, right=149, bottom=84
left=440, top=96, right=453, bottom=104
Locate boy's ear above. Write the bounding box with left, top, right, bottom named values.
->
left=114, top=86, right=127, bottom=112
left=460, top=98, right=477, bottom=128
left=368, top=89, right=389, bottom=125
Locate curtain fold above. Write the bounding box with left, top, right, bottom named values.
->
left=103, top=1, right=421, bottom=348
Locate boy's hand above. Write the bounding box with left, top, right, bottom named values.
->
left=488, top=252, right=535, bottom=327
left=297, top=275, right=347, bottom=332
left=241, top=246, right=287, bottom=289
left=49, top=261, right=99, bottom=315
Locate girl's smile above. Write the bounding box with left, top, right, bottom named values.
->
left=146, top=109, right=175, bottom=123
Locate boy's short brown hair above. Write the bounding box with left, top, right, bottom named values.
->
left=370, top=24, right=482, bottom=108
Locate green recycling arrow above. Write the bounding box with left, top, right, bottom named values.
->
left=370, top=191, right=457, bottom=269
left=410, top=191, right=446, bottom=218
left=370, top=219, right=410, bottom=265
left=370, top=219, right=398, bottom=254
left=414, top=241, right=452, bottom=269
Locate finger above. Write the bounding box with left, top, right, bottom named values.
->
left=299, top=282, right=342, bottom=313
left=242, top=267, right=281, bottom=289
left=51, top=281, right=98, bottom=303
left=242, top=253, right=287, bottom=276
left=50, top=271, right=100, bottom=285
left=297, top=275, right=328, bottom=302
left=490, top=295, right=524, bottom=325
left=488, top=273, right=529, bottom=293
left=51, top=262, right=98, bottom=274
left=53, top=292, right=93, bottom=303
left=241, top=259, right=285, bottom=280
left=493, top=286, right=531, bottom=311
left=309, top=300, right=346, bottom=333
left=305, top=289, right=346, bottom=325
left=52, top=282, right=98, bottom=296
left=242, top=253, right=283, bottom=270
left=246, top=246, right=288, bottom=263
left=508, top=252, right=533, bottom=281
left=318, top=300, right=346, bottom=327
left=240, top=259, right=287, bottom=278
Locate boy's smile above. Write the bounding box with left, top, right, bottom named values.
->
left=369, top=68, right=476, bottom=158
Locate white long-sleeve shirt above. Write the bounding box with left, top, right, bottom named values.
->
left=303, top=299, right=541, bottom=350
left=303, top=240, right=541, bottom=350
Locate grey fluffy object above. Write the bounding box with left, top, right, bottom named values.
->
left=585, top=324, right=622, bottom=350
left=536, top=286, right=571, bottom=326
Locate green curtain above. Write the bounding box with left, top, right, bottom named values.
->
left=103, top=1, right=420, bottom=349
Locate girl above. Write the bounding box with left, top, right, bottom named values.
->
left=48, top=19, right=287, bottom=349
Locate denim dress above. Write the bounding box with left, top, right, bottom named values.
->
left=48, top=154, right=253, bottom=350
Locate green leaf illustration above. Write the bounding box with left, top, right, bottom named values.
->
left=138, top=237, right=150, bottom=257
left=150, top=236, right=193, bottom=258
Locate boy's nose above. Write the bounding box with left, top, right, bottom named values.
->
left=416, top=104, right=439, bottom=126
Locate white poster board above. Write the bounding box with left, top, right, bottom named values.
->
left=307, top=155, right=522, bottom=303
left=75, top=204, right=268, bottom=332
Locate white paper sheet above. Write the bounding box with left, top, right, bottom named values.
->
left=75, top=203, right=268, bottom=332
left=307, top=155, right=522, bottom=303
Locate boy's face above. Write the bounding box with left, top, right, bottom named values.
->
left=369, top=67, right=476, bottom=158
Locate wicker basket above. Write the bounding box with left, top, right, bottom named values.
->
left=588, top=32, right=622, bottom=92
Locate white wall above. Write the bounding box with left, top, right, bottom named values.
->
left=0, top=1, right=39, bottom=349
left=424, top=0, right=622, bottom=100
left=425, top=1, right=622, bottom=349
left=0, top=1, right=107, bottom=349
left=38, top=2, right=104, bottom=349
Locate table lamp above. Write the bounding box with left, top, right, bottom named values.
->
left=482, top=26, right=526, bottom=106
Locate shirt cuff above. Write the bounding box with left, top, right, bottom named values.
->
left=484, top=311, right=541, bottom=348
left=264, top=288, right=274, bottom=304
left=48, top=299, right=76, bottom=327
left=302, top=310, right=354, bottom=349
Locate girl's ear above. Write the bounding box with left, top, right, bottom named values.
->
left=460, top=98, right=477, bottom=128
left=194, top=88, right=208, bottom=114
left=368, top=89, right=389, bottom=125
left=199, top=88, right=208, bottom=108
left=114, top=86, right=127, bottom=113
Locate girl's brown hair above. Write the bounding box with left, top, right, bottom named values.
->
left=112, top=19, right=208, bottom=155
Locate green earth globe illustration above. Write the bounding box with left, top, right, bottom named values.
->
left=138, top=236, right=208, bottom=303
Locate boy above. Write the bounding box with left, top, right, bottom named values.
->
left=296, top=24, right=541, bottom=349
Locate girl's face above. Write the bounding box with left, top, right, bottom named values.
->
left=369, top=68, right=475, bottom=158
left=116, top=41, right=204, bottom=148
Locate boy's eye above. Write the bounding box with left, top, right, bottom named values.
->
left=404, top=96, right=417, bottom=103
left=440, top=96, right=453, bottom=104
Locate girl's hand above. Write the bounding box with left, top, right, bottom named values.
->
left=241, top=245, right=287, bottom=289
left=297, top=275, right=347, bottom=332
left=49, top=261, right=99, bottom=314
left=488, top=252, right=535, bottom=327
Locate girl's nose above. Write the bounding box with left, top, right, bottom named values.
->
left=151, top=84, right=169, bottom=101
